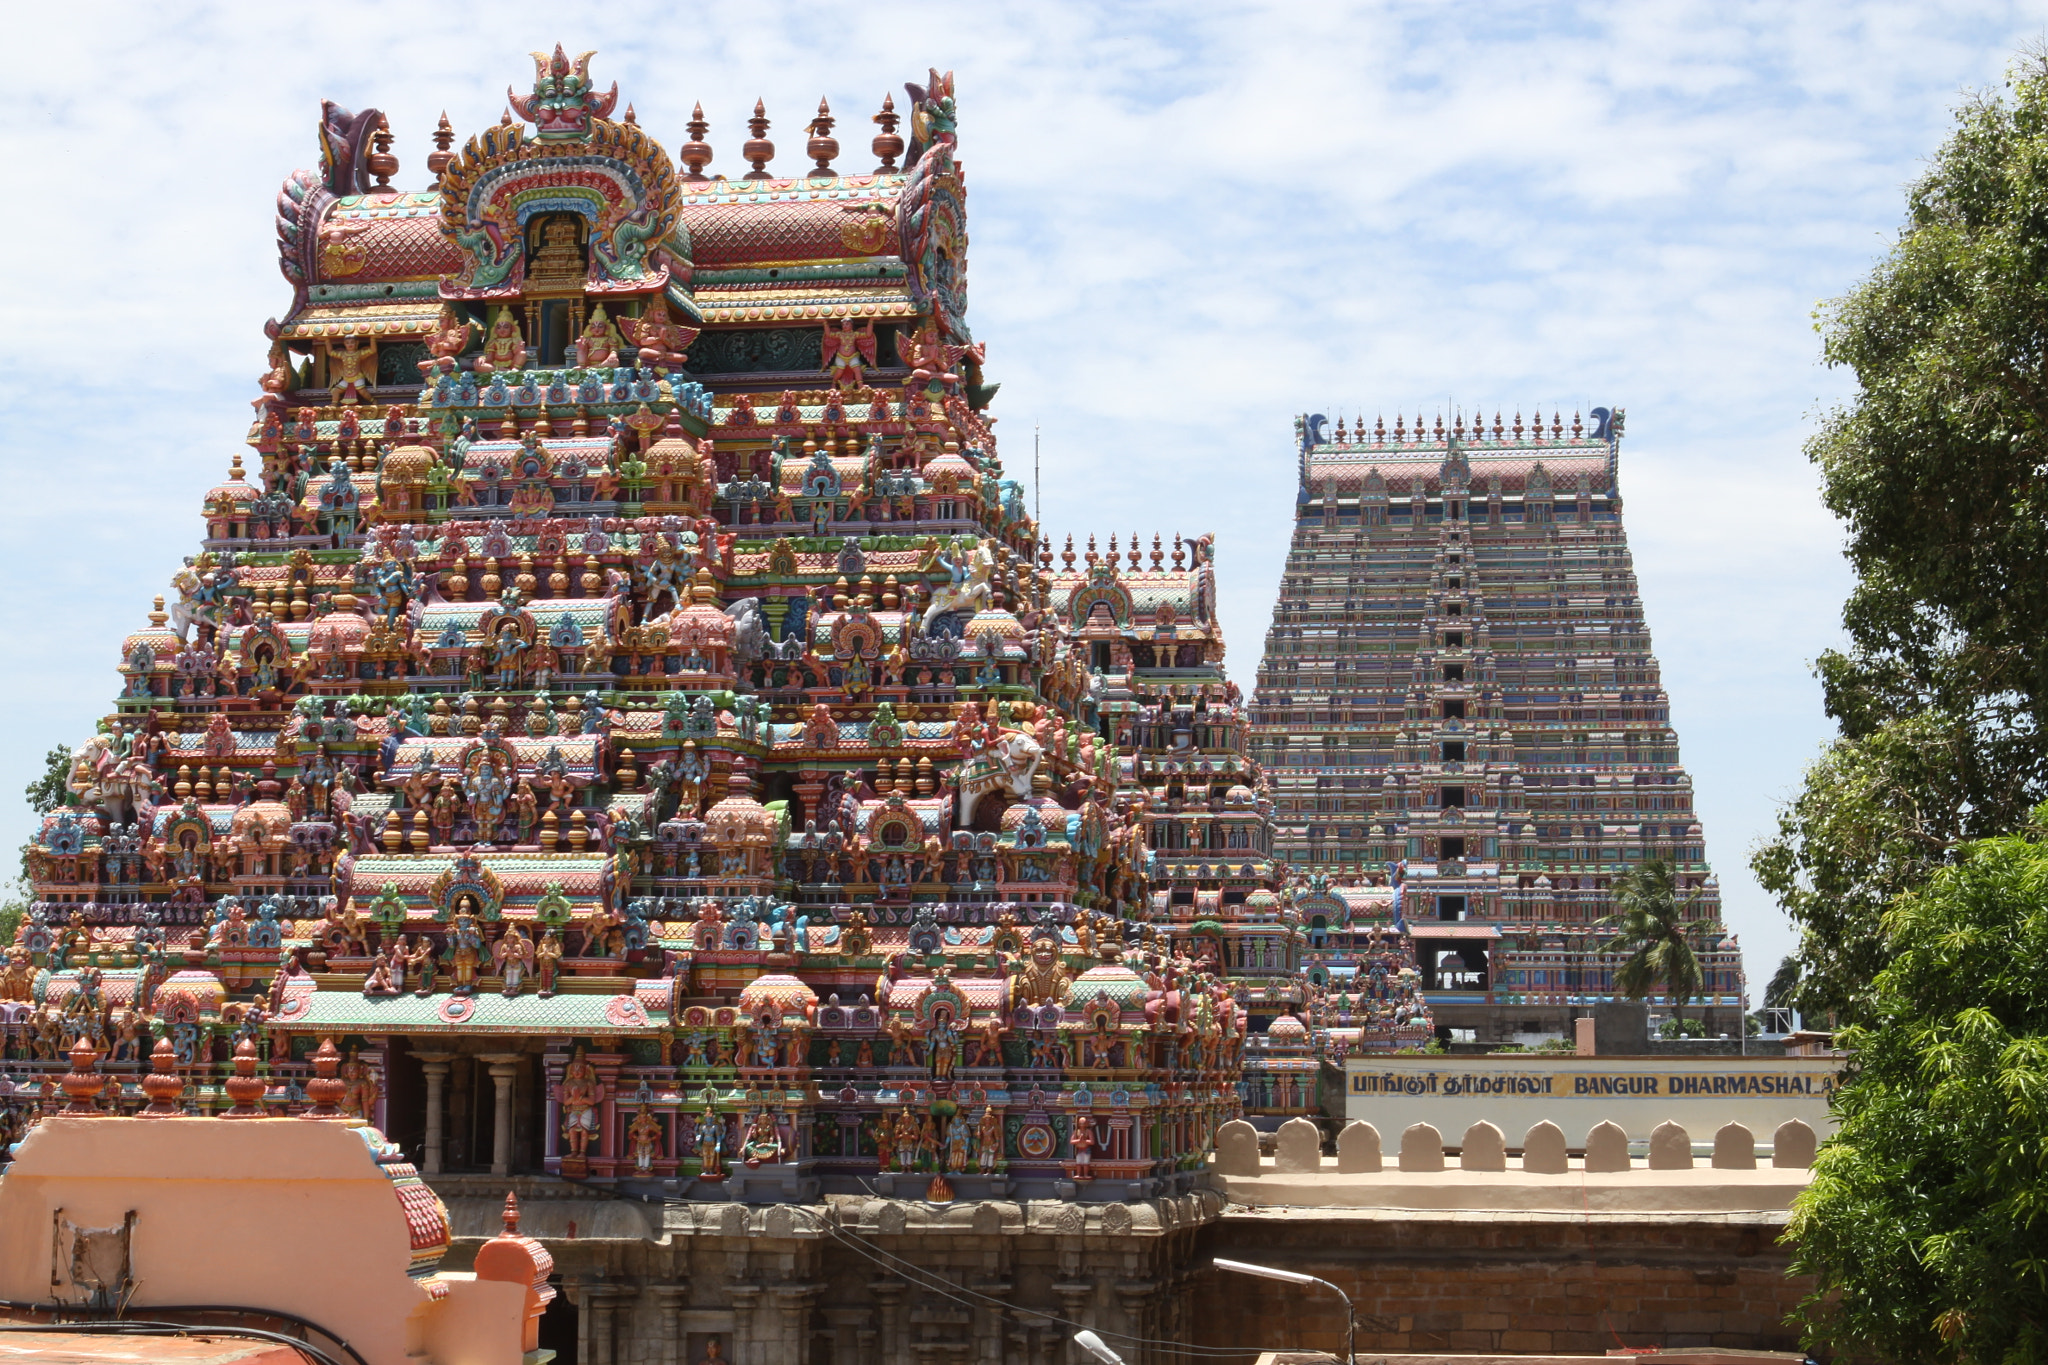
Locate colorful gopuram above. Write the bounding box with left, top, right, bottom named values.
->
left=1038, top=532, right=1353, bottom=1122
left=4, top=52, right=1249, bottom=1204
left=1248, top=410, right=1746, bottom=1043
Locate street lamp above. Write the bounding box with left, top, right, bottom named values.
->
left=1072, top=1329, right=1125, bottom=1364
left=1214, top=1257, right=1355, bottom=1363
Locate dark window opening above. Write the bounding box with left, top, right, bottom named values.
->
left=1443, top=664, right=1464, bottom=681
left=1442, top=700, right=1465, bottom=719
left=1441, top=786, right=1466, bottom=808
left=1445, top=632, right=1464, bottom=648
left=1437, top=892, right=1466, bottom=922
left=1441, top=740, right=1465, bottom=762
left=1441, top=840, right=1467, bottom=861
left=1446, top=602, right=1463, bottom=617
left=1091, top=641, right=1112, bottom=670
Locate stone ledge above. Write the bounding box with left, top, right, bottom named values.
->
left=1219, top=1162, right=1809, bottom=1214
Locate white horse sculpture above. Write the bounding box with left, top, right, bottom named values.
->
left=922, top=541, right=993, bottom=631
left=956, top=729, right=1044, bottom=825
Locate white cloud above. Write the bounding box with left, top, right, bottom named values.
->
left=0, top=0, right=2033, bottom=993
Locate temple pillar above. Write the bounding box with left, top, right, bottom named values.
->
left=417, top=1052, right=453, bottom=1175
left=822, top=1306, right=869, bottom=1365
left=580, top=1282, right=629, bottom=1365
left=727, top=1282, right=763, bottom=1365
left=650, top=1282, right=691, bottom=1365
left=969, top=1276, right=1013, bottom=1365
left=481, top=1052, right=522, bottom=1176
left=1051, top=1282, right=1093, bottom=1365
left=769, top=1282, right=823, bottom=1365
left=1114, top=1280, right=1159, bottom=1365
left=868, top=1280, right=905, bottom=1365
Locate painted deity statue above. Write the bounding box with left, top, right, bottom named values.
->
left=329, top=337, right=376, bottom=405
left=559, top=1049, right=602, bottom=1159
left=534, top=927, right=563, bottom=996
left=447, top=906, right=485, bottom=994
left=695, top=1106, right=726, bottom=1178
left=740, top=1110, right=784, bottom=1167
left=628, top=1105, right=663, bottom=1173
left=822, top=316, right=878, bottom=392
left=493, top=921, right=534, bottom=996
left=926, top=1010, right=959, bottom=1080
left=474, top=306, right=527, bottom=375
left=575, top=304, right=623, bottom=368
left=1070, top=1113, right=1097, bottom=1178
left=976, top=1105, right=1003, bottom=1174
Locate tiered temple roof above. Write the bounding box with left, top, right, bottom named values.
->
left=3, top=53, right=1248, bottom=1204
left=1247, top=410, right=1745, bottom=1044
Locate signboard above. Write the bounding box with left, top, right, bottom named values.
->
left=1343, top=1054, right=1840, bottom=1146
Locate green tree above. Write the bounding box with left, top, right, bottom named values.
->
left=24, top=744, right=70, bottom=815
left=1754, top=50, right=2048, bottom=1023
left=0, top=877, right=24, bottom=952
left=1787, top=818, right=2048, bottom=1364
left=1763, top=956, right=1801, bottom=1013
left=1601, top=858, right=1705, bottom=1029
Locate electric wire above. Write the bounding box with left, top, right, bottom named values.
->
left=773, top=1200, right=1316, bottom=1360
left=0, top=1299, right=367, bottom=1365
left=0, top=1319, right=346, bottom=1365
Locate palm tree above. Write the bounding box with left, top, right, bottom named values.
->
left=1601, top=859, right=1705, bottom=1034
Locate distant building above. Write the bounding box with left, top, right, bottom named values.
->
left=1248, top=410, right=1745, bottom=1042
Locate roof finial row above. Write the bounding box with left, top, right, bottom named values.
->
left=1333, top=408, right=1586, bottom=446
left=674, top=95, right=907, bottom=183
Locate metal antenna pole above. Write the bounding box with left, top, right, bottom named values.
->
left=1034, top=423, right=1041, bottom=528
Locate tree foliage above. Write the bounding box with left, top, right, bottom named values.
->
left=24, top=744, right=69, bottom=816
left=1601, top=858, right=1705, bottom=1020
left=1754, top=51, right=2048, bottom=1023
left=1787, top=819, right=2048, bottom=1365
left=1763, top=955, right=1802, bottom=1013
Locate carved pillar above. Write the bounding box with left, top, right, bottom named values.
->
left=822, top=1306, right=869, bottom=1365
left=417, top=1052, right=453, bottom=1175
left=1114, top=1281, right=1159, bottom=1365
left=481, top=1052, right=522, bottom=1176
left=727, top=1282, right=763, bottom=1365
left=969, top=1276, right=1013, bottom=1365
left=794, top=769, right=828, bottom=834
left=770, top=1282, right=824, bottom=1365
left=868, top=1280, right=906, bottom=1365
left=580, top=1283, right=629, bottom=1365
left=650, top=1283, right=692, bottom=1365
left=1051, top=1283, right=1093, bottom=1365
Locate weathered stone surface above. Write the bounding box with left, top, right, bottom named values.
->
left=1336, top=1121, right=1381, bottom=1174
left=1584, top=1120, right=1632, bottom=1172
left=1213, top=1119, right=1261, bottom=1176
left=1713, top=1122, right=1757, bottom=1170
left=1520, top=1120, right=1569, bottom=1174
left=1194, top=1208, right=1811, bottom=1358
left=1274, top=1117, right=1324, bottom=1173
left=1773, top=1118, right=1817, bottom=1169
left=1649, top=1120, right=1694, bottom=1170
left=1459, top=1121, right=1506, bottom=1171
left=1398, top=1122, right=1444, bottom=1172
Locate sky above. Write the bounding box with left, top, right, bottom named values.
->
left=0, top=0, right=2038, bottom=992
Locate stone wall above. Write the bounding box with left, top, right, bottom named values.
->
left=1190, top=1208, right=1809, bottom=1363
left=441, top=1190, right=1223, bottom=1365
left=438, top=1186, right=1813, bottom=1364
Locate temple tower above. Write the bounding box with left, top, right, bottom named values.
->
left=1248, top=410, right=1745, bottom=1041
